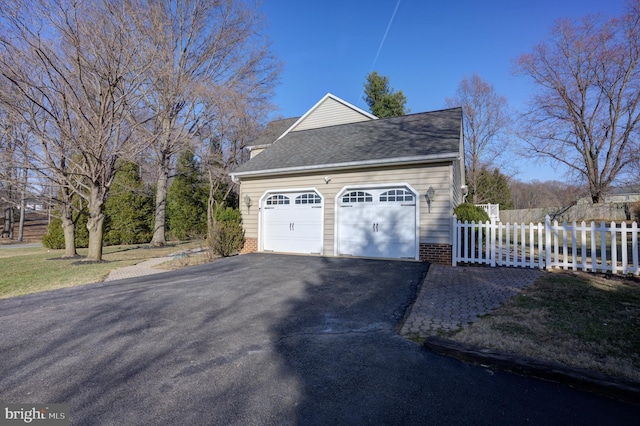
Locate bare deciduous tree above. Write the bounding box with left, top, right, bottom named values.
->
left=0, top=0, right=152, bottom=260
left=200, top=87, right=268, bottom=231
left=515, top=1, right=640, bottom=203
left=445, top=73, right=510, bottom=204
left=136, top=0, right=280, bottom=246
left=510, top=179, right=583, bottom=209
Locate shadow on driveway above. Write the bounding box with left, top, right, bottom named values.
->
left=0, top=254, right=638, bottom=425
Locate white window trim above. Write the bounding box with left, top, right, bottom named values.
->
left=258, top=187, right=325, bottom=253
left=333, top=183, right=420, bottom=260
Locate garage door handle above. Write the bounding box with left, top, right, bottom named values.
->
left=290, top=222, right=294, bottom=231
left=372, top=223, right=379, bottom=232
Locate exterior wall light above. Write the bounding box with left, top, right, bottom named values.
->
left=426, top=186, right=435, bottom=201
left=425, top=186, right=435, bottom=213
left=244, top=195, right=252, bottom=211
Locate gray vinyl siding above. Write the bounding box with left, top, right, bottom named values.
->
left=451, top=158, right=463, bottom=206
left=238, top=162, right=454, bottom=256
left=292, top=97, right=372, bottom=132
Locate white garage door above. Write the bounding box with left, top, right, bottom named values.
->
left=337, top=187, right=417, bottom=259
left=262, top=191, right=323, bottom=254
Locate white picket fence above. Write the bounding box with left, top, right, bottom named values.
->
left=452, top=215, right=640, bottom=276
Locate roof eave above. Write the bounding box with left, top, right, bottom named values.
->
left=247, top=144, right=271, bottom=151
left=230, top=153, right=460, bottom=180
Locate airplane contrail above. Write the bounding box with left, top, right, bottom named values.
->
left=370, top=0, right=402, bottom=71
left=359, top=0, right=402, bottom=106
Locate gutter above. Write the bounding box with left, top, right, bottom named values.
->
left=229, top=153, right=460, bottom=182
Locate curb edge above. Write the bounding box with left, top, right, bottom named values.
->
left=423, top=336, right=640, bottom=406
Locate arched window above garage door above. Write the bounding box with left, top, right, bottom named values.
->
left=295, top=193, right=322, bottom=204
left=266, top=194, right=290, bottom=205
left=379, top=189, right=414, bottom=202
left=341, top=191, right=373, bottom=204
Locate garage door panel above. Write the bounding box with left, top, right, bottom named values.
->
left=337, top=187, right=417, bottom=259
left=262, top=191, right=323, bottom=254
left=263, top=206, right=295, bottom=252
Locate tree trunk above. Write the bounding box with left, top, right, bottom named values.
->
left=61, top=214, right=77, bottom=258
left=85, top=186, right=105, bottom=261
left=589, top=180, right=604, bottom=203
left=56, top=184, right=78, bottom=257
left=8, top=208, right=14, bottom=239
left=17, top=168, right=27, bottom=242
left=151, top=151, right=170, bottom=246
left=17, top=195, right=25, bottom=242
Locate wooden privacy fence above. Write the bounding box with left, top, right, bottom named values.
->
left=453, top=215, right=640, bottom=276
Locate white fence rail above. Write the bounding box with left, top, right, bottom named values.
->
left=453, top=215, right=640, bottom=276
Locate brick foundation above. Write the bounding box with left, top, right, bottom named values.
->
left=419, top=243, right=452, bottom=265
left=240, top=237, right=258, bottom=254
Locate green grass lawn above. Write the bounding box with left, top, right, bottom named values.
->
left=448, top=270, right=640, bottom=382
left=0, top=242, right=204, bottom=299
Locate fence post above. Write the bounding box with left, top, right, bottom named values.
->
left=537, top=222, right=544, bottom=269
left=611, top=221, right=617, bottom=275
left=544, top=215, right=551, bottom=271
left=632, top=222, right=639, bottom=276
left=490, top=220, right=496, bottom=267
left=621, top=222, right=628, bottom=274
left=591, top=221, right=597, bottom=272
left=452, top=215, right=458, bottom=267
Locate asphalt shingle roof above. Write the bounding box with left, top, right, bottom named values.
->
left=234, top=107, right=462, bottom=175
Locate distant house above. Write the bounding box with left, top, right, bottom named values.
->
left=604, top=186, right=640, bottom=203
left=229, top=93, right=466, bottom=264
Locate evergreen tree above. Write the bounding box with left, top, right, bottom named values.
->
left=472, top=167, right=513, bottom=209
left=103, top=162, right=153, bottom=245
left=363, top=71, right=408, bottom=118
left=167, top=150, right=208, bottom=240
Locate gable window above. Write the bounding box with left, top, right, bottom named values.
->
left=266, top=195, right=290, bottom=205
left=342, top=191, right=373, bottom=203
left=295, top=193, right=322, bottom=204
left=379, top=189, right=414, bottom=202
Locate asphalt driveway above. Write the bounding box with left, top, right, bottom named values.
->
left=0, top=253, right=638, bottom=425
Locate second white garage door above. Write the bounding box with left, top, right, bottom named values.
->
left=337, top=186, right=417, bottom=259
left=262, top=191, right=323, bottom=254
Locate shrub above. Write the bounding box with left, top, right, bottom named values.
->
left=208, top=207, right=243, bottom=257
left=42, top=218, right=65, bottom=249
left=214, top=206, right=241, bottom=223
left=454, top=203, right=490, bottom=223
left=209, top=221, right=244, bottom=257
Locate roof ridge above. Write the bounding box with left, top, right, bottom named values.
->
left=281, top=107, right=462, bottom=135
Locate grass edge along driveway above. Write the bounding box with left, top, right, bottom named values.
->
left=0, top=242, right=204, bottom=299
left=447, top=269, right=640, bottom=383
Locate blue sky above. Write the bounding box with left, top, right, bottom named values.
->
left=259, top=0, right=627, bottom=182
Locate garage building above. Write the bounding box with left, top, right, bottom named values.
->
left=230, top=93, right=466, bottom=264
